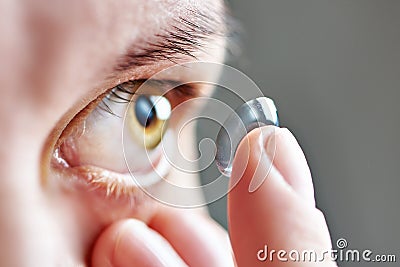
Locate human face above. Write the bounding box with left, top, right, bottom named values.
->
left=0, top=0, right=226, bottom=265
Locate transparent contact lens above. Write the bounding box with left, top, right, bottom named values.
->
left=215, top=97, right=279, bottom=177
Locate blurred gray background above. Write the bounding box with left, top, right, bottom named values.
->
left=197, top=0, right=400, bottom=266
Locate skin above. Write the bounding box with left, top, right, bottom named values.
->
left=0, top=0, right=337, bottom=266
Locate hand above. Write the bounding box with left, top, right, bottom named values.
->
left=91, top=126, right=337, bottom=266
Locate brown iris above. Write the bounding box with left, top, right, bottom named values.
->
left=127, top=94, right=171, bottom=149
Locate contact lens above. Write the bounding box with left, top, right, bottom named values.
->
left=215, top=97, right=279, bottom=177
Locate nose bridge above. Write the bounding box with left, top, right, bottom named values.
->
left=0, top=106, right=44, bottom=185
left=0, top=109, right=56, bottom=266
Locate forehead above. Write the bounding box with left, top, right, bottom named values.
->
left=9, top=0, right=225, bottom=111
left=24, top=0, right=223, bottom=43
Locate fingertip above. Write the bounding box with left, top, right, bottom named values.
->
left=91, top=219, right=187, bottom=267
left=229, top=125, right=289, bottom=195
left=91, top=220, right=130, bottom=267
left=230, top=126, right=315, bottom=203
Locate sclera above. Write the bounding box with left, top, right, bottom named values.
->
left=215, top=97, right=279, bottom=177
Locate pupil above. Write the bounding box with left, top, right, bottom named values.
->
left=135, top=95, right=156, bottom=127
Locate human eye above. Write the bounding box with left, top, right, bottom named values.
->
left=51, top=79, right=195, bottom=197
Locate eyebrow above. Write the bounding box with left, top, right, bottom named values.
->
left=114, top=7, right=228, bottom=71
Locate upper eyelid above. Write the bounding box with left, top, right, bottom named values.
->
left=106, top=79, right=199, bottom=103
left=99, top=79, right=200, bottom=117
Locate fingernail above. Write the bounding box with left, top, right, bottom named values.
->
left=247, top=126, right=280, bottom=192
left=263, top=127, right=316, bottom=204
left=112, top=220, right=187, bottom=267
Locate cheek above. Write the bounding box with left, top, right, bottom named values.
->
left=38, top=172, right=157, bottom=266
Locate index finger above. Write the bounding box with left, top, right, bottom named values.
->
left=228, top=126, right=336, bottom=266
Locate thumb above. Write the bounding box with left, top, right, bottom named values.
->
left=228, top=126, right=336, bottom=266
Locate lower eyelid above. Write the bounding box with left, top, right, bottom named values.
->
left=49, top=162, right=154, bottom=221
left=74, top=165, right=139, bottom=197
left=52, top=160, right=152, bottom=201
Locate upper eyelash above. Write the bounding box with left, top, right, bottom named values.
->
left=98, top=81, right=139, bottom=116
left=107, top=82, right=138, bottom=103
left=109, top=87, right=133, bottom=103
left=98, top=79, right=200, bottom=117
